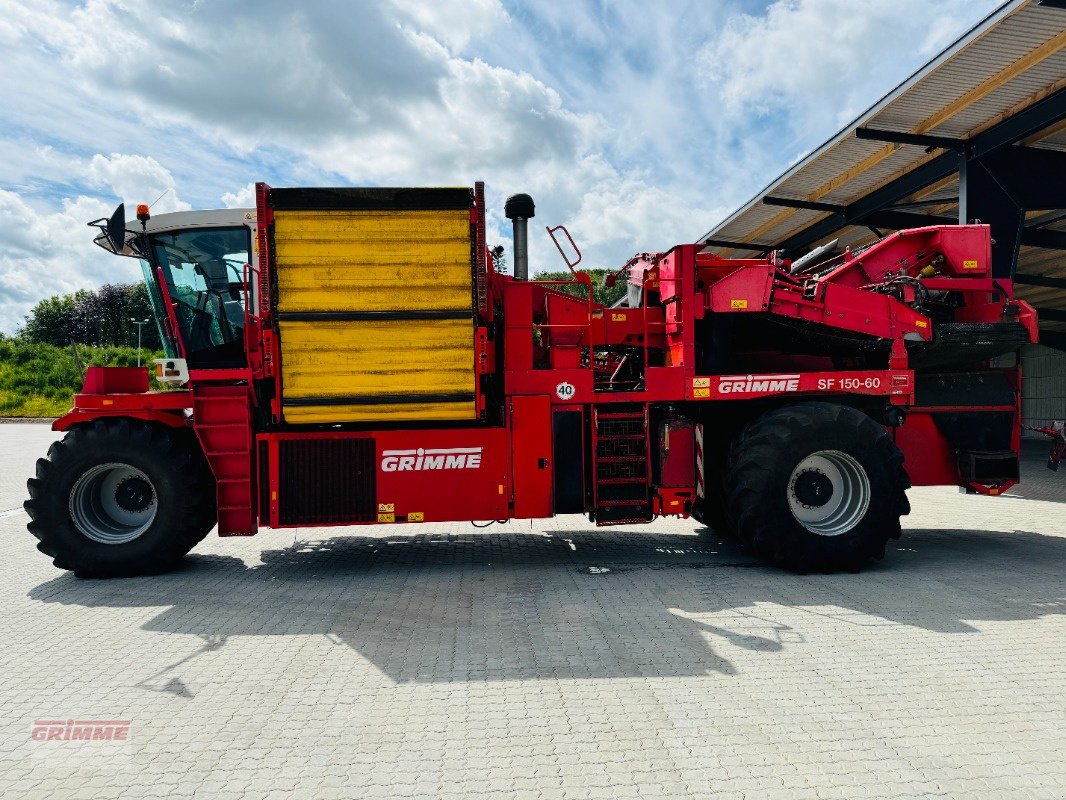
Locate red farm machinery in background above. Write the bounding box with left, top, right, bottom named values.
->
left=24, top=181, right=1048, bottom=577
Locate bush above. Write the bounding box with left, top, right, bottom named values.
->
left=0, top=335, right=163, bottom=417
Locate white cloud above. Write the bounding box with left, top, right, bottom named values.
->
left=85, top=154, right=190, bottom=213
left=0, top=190, right=141, bottom=333
left=221, top=183, right=256, bottom=209
left=0, top=0, right=1004, bottom=331
left=389, top=0, right=507, bottom=53
left=696, top=0, right=1000, bottom=134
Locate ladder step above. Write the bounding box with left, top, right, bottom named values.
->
left=596, top=455, right=647, bottom=463
left=596, top=499, right=650, bottom=508
left=597, top=434, right=646, bottom=442
left=596, top=516, right=653, bottom=527
left=596, top=477, right=648, bottom=485
left=596, top=412, right=645, bottom=420
left=217, top=478, right=250, bottom=484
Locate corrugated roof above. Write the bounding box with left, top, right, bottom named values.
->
left=699, top=0, right=1066, bottom=337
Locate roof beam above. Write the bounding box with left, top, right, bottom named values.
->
left=774, top=85, right=1066, bottom=257
left=1038, top=329, right=1066, bottom=352
left=1035, top=307, right=1066, bottom=323
left=855, top=128, right=964, bottom=150
left=857, top=209, right=1066, bottom=250
left=773, top=151, right=959, bottom=255
left=1022, top=227, right=1066, bottom=250
left=1015, top=273, right=1066, bottom=289
left=763, top=197, right=844, bottom=213
left=865, top=210, right=955, bottom=230
left=701, top=238, right=772, bottom=252
left=970, top=84, right=1066, bottom=158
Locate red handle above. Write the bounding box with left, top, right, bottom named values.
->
left=546, top=224, right=583, bottom=272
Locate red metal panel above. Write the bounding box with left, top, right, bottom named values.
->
left=894, top=411, right=958, bottom=487
left=81, top=366, right=149, bottom=394
left=376, top=428, right=509, bottom=522
left=53, top=409, right=189, bottom=432
left=690, top=370, right=914, bottom=403
left=659, top=419, right=695, bottom=488
left=259, top=428, right=510, bottom=525
left=510, top=395, right=554, bottom=519
left=706, top=266, right=775, bottom=313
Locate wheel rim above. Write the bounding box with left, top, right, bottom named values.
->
left=69, top=463, right=157, bottom=544
left=787, top=450, right=870, bottom=536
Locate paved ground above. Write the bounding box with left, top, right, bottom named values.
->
left=1, top=424, right=1064, bottom=799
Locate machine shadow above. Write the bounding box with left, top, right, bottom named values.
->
left=28, top=524, right=1066, bottom=684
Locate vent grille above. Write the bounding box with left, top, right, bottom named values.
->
left=278, top=438, right=376, bottom=525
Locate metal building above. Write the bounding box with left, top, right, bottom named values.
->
left=699, top=0, right=1066, bottom=431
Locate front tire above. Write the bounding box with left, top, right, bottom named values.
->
left=725, top=402, right=910, bottom=572
left=25, top=419, right=216, bottom=578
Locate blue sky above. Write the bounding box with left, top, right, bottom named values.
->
left=0, top=0, right=1001, bottom=333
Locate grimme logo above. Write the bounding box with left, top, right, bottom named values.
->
left=381, top=447, right=483, bottom=472
left=31, top=719, right=131, bottom=742
left=717, top=374, right=801, bottom=394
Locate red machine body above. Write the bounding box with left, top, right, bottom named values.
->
left=60, top=182, right=1041, bottom=537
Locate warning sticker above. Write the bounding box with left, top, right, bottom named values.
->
left=377, top=512, right=395, bottom=523
left=962, top=259, right=980, bottom=269
left=377, top=503, right=394, bottom=513
left=731, top=299, right=749, bottom=309
left=407, top=512, right=424, bottom=522
left=692, top=377, right=710, bottom=388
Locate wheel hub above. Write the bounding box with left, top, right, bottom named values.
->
left=792, top=469, right=834, bottom=508
left=787, top=450, right=871, bottom=537
left=114, top=476, right=153, bottom=513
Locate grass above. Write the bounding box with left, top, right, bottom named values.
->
left=0, top=337, right=163, bottom=418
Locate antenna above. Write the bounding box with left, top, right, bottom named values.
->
left=148, top=188, right=171, bottom=209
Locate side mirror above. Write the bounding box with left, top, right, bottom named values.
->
left=106, top=203, right=126, bottom=252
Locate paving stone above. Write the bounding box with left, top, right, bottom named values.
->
left=1, top=423, right=1063, bottom=799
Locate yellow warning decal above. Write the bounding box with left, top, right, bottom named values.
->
left=377, top=513, right=395, bottom=523
left=915, top=320, right=928, bottom=328
left=377, top=503, right=394, bottom=513
left=611, top=312, right=627, bottom=322
left=962, top=259, right=980, bottom=269
left=731, top=299, right=749, bottom=309
left=693, top=388, right=711, bottom=399
left=693, top=377, right=711, bottom=388
left=407, top=512, right=424, bottom=522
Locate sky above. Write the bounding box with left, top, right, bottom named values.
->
left=0, top=0, right=1003, bottom=334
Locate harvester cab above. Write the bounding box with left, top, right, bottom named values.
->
left=89, top=203, right=256, bottom=372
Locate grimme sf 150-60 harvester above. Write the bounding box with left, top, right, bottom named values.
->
left=24, top=182, right=1052, bottom=576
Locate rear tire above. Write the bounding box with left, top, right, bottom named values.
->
left=725, top=402, right=910, bottom=572
left=25, top=419, right=216, bottom=578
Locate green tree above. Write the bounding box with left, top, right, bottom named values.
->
left=20, top=283, right=161, bottom=350
left=532, top=268, right=628, bottom=307
left=20, top=292, right=87, bottom=346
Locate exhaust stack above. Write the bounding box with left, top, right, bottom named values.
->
left=504, top=193, right=535, bottom=280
